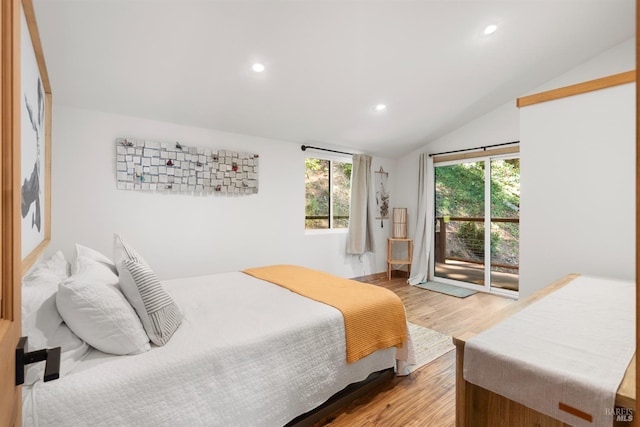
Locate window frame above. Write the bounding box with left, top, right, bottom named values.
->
left=430, top=149, right=520, bottom=298
left=304, top=153, right=352, bottom=233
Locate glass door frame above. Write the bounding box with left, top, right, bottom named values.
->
left=429, top=153, right=519, bottom=298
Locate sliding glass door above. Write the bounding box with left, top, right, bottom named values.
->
left=489, top=158, right=520, bottom=292
left=432, top=155, right=519, bottom=295
left=433, top=160, right=487, bottom=287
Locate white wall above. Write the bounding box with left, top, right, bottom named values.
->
left=392, top=37, right=634, bottom=296
left=393, top=101, right=520, bottom=246
left=47, top=105, right=395, bottom=280
left=519, top=83, right=635, bottom=297
left=522, top=38, right=635, bottom=95
left=47, top=37, right=635, bottom=286
left=517, top=37, right=635, bottom=296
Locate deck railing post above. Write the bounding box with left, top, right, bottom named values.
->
left=435, top=217, right=446, bottom=263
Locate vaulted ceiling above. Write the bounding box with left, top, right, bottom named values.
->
left=33, top=0, right=634, bottom=158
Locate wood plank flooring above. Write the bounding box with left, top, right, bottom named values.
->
left=312, top=272, right=514, bottom=427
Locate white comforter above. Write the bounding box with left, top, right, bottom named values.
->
left=23, top=272, right=400, bottom=427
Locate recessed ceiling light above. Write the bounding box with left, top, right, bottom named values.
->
left=252, top=63, right=265, bottom=73
left=484, top=24, right=498, bottom=36
left=375, top=104, right=387, bottom=111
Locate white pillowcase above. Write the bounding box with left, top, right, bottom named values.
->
left=119, top=260, right=182, bottom=346
left=56, top=278, right=150, bottom=355
left=72, top=244, right=117, bottom=276
left=72, top=255, right=120, bottom=288
left=22, top=290, right=89, bottom=385
left=57, top=254, right=150, bottom=355
left=23, top=250, right=70, bottom=284
left=113, top=233, right=148, bottom=274
left=113, top=234, right=181, bottom=345
left=22, top=282, right=64, bottom=346
left=21, top=251, right=89, bottom=385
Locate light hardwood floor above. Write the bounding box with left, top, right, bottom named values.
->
left=312, top=271, right=515, bottom=427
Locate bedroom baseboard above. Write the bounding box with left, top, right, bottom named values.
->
left=285, top=367, right=395, bottom=427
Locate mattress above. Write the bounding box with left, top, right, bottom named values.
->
left=23, top=271, right=400, bottom=427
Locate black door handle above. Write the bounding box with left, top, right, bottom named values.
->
left=15, top=336, right=61, bottom=385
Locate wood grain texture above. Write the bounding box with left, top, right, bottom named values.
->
left=311, top=273, right=514, bottom=427
left=636, top=2, right=639, bottom=419
left=20, top=0, right=51, bottom=273
left=20, top=0, right=49, bottom=92
left=454, top=274, right=636, bottom=426
left=465, top=381, right=568, bottom=427
left=618, top=353, right=637, bottom=410
left=289, top=369, right=395, bottom=427
left=0, top=0, right=22, bottom=425
left=558, top=402, right=592, bottom=422
left=387, top=238, right=412, bottom=281
left=517, top=70, right=635, bottom=108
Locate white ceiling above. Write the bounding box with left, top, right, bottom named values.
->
left=33, top=0, right=634, bottom=158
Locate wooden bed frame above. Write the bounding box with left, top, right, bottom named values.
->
left=453, top=274, right=636, bottom=427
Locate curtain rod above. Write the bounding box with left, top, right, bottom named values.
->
left=300, top=145, right=353, bottom=156
left=428, top=141, right=520, bottom=158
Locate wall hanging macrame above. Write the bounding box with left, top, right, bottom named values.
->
left=375, top=166, right=389, bottom=227
left=115, top=138, right=259, bottom=195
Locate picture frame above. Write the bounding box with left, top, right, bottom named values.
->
left=20, top=0, right=51, bottom=272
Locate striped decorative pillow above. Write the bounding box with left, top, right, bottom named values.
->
left=113, top=234, right=148, bottom=275
left=119, top=259, right=182, bottom=345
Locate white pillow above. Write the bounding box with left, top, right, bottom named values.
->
left=21, top=259, right=89, bottom=385
left=113, top=233, right=148, bottom=274
left=57, top=279, right=150, bottom=355
left=22, top=282, right=64, bottom=345
left=21, top=251, right=72, bottom=347
left=23, top=250, right=70, bottom=284
left=72, top=244, right=117, bottom=276
left=22, top=292, right=89, bottom=386
left=119, top=260, right=182, bottom=346
left=72, top=256, right=119, bottom=288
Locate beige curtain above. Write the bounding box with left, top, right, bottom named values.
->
left=346, top=154, right=374, bottom=255
left=408, top=153, right=434, bottom=285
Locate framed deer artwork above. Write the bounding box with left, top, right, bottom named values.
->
left=20, top=0, right=51, bottom=272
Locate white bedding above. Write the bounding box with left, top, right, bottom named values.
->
left=23, top=272, right=402, bottom=427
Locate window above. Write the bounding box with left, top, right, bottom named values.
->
left=305, top=157, right=352, bottom=229
left=433, top=154, right=520, bottom=294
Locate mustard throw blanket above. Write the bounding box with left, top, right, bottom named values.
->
left=243, top=265, right=408, bottom=363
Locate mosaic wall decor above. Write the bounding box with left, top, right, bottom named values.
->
left=115, top=138, right=259, bottom=194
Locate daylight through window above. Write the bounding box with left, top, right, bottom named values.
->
left=305, top=157, right=351, bottom=229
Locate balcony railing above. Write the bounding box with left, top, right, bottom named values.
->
left=305, top=215, right=349, bottom=229
left=435, top=216, right=519, bottom=270
left=305, top=215, right=349, bottom=220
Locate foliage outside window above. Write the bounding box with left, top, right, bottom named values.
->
left=305, top=158, right=352, bottom=229
left=435, top=158, right=520, bottom=266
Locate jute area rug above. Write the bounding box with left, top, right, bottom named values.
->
left=407, top=322, right=455, bottom=373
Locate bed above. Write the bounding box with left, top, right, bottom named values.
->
left=21, top=239, right=414, bottom=427
left=453, top=274, right=636, bottom=427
